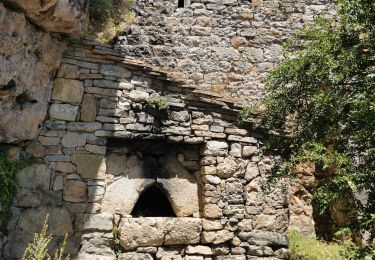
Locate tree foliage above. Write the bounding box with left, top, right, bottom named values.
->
left=261, top=0, right=375, bottom=240
left=89, top=0, right=134, bottom=43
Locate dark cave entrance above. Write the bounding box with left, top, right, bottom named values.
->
left=131, top=184, right=176, bottom=217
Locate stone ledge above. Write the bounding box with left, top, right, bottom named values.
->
left=120, top=217, right=202, bottom=250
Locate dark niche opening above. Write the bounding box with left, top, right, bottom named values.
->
left=177, top=0, right=184, bottom=8
left=131, top=184, right=176, bottom=217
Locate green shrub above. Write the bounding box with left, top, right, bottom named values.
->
left=260, top=0, right=375, bottom=239
left=236, top=106, right=251, bottom=125
left=89, top=0, right=134, bottom=43
left=146, top=96, right=169, bottom=110
left=22, top=215, right=70, bottom=260
left=0, top=151, right=33, bottom=234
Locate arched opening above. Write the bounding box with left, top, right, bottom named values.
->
left=131, top=184, right=176, bottom=217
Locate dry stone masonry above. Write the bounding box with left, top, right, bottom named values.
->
left=2, top=40, right=289, bottom=259
left=115, top=0, right=335, bottom=103
left=0, top=0, right=338, bottom=258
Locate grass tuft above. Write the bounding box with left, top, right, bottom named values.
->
left=289, top=231, right=374, bottom=260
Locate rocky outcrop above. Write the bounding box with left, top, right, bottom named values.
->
left=0, top=3, right=66, bottom=143
left=288, top=163, right=317, bottom=236
left=3, top=0, right=89, bottom=36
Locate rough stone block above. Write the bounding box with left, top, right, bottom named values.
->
left=63, top=180, right=87, bottom=202
left=61, top=132, right=87, bottom=147
left=201, top=230, right=234, bottom=244
left=202, top=141, right=228, bottom=156
left=67, top=122, right=102, bottom=132
left=106, top=153, right=127, bottom=175
left=99, top=64, right=131, bottom=78
left=49, top=103, right=79, bottom=121
left=16, top=164, right=50, bottom=190
left=83, top=213, right=113, bottom=231
left=18, top=207, right=73, bottom=236
left=185, top=245, right=212, bottom=255
left=164, top=218, right=202, bottom=245
left=118, top=253, right=153, bottom=260
left=128, top=90, right=149, bottom=102
left=85, top=144, right=106, bottom=155
left=120, top=218, right=202, bottom=250
left=203, top=204, right=223, bottom=219
left=238, top=230, right=288, bottom=246
left=52, top=78, right=84, bottom=103
left=71, top=153, right=106, bottom=179
left=81, top=94, right=98, bottom=121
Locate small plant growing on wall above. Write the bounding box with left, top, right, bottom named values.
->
left=22, top=215, right=70, bottom=260
left=236, top=106, right=251, bottom=125
left=0, top=150, right=33, bottom=235
left=146, top=96, right=169, bottom=110
left=112, top=226, right=122, bottom=257
left=145, top=96, right=170, bottom=132
left=145, top=96, right=169, bottom=119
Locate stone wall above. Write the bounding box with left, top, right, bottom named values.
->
left=2, top=40, right=289, bottom=259
left=114, top=0, right=335, bottom=103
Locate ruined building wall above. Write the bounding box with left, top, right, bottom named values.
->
left=2, top=41, right=289, bottom=260
left=114, top=0, right=335, bottom=103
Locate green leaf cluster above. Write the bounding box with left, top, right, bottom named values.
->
left=261, top=0, right=375, bottom=238
left=0, top=151, right=33, bottom=234
left=146, top=96, right=169, bottom=110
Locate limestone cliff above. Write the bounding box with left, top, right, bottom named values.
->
left=0, top=1, right=88, bottom=143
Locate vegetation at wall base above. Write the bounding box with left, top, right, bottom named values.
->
left=260, top=0, right=375, bottom=242
left=0, top=151, right=34, bottom=235
left=89, top=0, right=134, bottom=43
left=289, top=231, right=374, bottom=260
left=22, top=215, right=70, bottom=260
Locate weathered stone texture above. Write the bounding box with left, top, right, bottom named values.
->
left=0, top=3, right=65, bottom=142
left=2, top=0, right=88, bottom=36
left=114, top=0, right=335, bottom=103
left=120, top=218, right=202, bottom=250
left=71, top=153, right=106, bottom=179
left=4, top=38, right=292, bottom=259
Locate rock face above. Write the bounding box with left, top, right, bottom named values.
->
left=289, top=163, right=317, bottom=236
left=2, top=0, right=88, bottom=36
left=0, top=3, right=66, bottom=143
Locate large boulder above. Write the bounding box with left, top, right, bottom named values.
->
left=2, top=0, right=88, bottom=36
